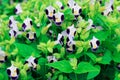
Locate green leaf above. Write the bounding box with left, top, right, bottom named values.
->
left=38, top=58, right=47, bottom=65
left=14, top=43, right=35, bottom=57
left=85, top=52, right=97, bottom=62
left=74, top=62, right=99, bottom=74
left=76, top=47, right=83, bottom=54
left=114, top=73, right=120, bottom=80
left=92, top=31, right=109, bottom=41
left=114, top=77, right=120, bottom=80
left=0, top=70, right=8, bottom=80
left=98, top=50, right=112, bottom=64
left=113, top=52, right=120, bottom=63
left=47, top=60, right=73, bottom=73
left=0, top=73, right=4, bottom=80
left=80, top=31, right=90, bottom=40
left=87, top=65, right=100, bottom=80
left=47, top=47, right=53, bottom=53
left=60, top=47, right=65, bottom=58
left=58, top=74, right=63, bottom=80
left=54, top=53, right=61, bottom=59
left=64, top=8, right=74, bottom=20
left=70, top=58, right=77, bottom=70
left=20, top=69, right=27, bottom=80
left=47, top=41, right=55, bottom=53
left=48, top=41, right=55, bottom=48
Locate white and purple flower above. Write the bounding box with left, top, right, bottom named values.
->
left=7, top=64, right=20, bottom=80
left=66, top=35, right=76, bottom=52
left=67, top=0, right=76, bottom=9
left=90, top=36, right=100, bottom=51
left=0, top=49, right=7, bottom=63
left=14, top=4, right=22, bottom=15
left=24, top=56, right=38, bottom=70
left=101, top=0, right=114, bottom=16
left=56, top=1, right=64, bottom=10
left=86, top=19, right=96, bottom=31
left=53, top=12, right=64, bottom=26
left=26, top=32, right=36, bottom=41
left=45, top=6, right=56, bottom=20
left=72, top=4, right=82, bottom=19
left=8, top=16, right=18, bottom=29
left=47, top=55, right=57, bottom=63
left=22, top=18, right=32, bottom=31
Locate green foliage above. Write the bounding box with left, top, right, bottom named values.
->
left=0, top=0, right=120, bottom=80
left=47, top=60, right=73, bottom=73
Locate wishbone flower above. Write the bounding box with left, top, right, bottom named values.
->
left=90, top=36, right=100, bottom=51
left=47, top=30, right=53, bottom=36
left=55, top=33, right=64, bottom=46
left=61, top=30, right=68, bottom=37
left=101, top=0, right=114, bottom=16
left=117, top=6, right=120, bottom=12
left=47, top=30, right=56, bottom=39
left=72, top=3, right=82, bottom=19
left=0, top=0, right=119, bottom=79
left=26, top=31, right=36, bottom=41
left=66, top=35, right=76, bottom=52
left=56, top=1, right=64, bottom=9
left=86, top=19, right=96, bottom=31
left=47, top=55, right=58, bottom=73
left=47, top=55, right=57, bottom=63
left=9, top=16, right=18, bottom=29
left=105, top=0, right=114, bottom=9
left=101, top=7, right=113, bottom=16
left=67, top=0, right=76, bottom=9
left=61, top=24, right=76, bottom=38
left=15, top=4, right=23, bottom=15
left=53, top=12, right=64, bottom=26
left=45, top=5, right=56, bottom=20
left=9, top=29, right=18, bottom=38
left=24, top=56, right=38, bottom=70
left=66, top=24, right=76, bottom=38
left=7, top=64, right=20, bottom=80
left=9, top=16, right=15, bottom=25
left=0, top=48, right=7, bottom=63
left=9, top=27, right=22, bottom=38
left=22, top=18, right=32, bottom=31
left=66, top=35, right=75, bottom=45
left=55, top=25, right=76, bottom=52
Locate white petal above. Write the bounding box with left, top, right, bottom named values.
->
left=56, top=1, right=63, bottom=7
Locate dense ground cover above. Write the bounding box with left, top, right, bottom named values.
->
left=0, top=0, right=120, bottom=80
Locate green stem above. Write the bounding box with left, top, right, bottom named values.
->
left=75, top=73, right=78, bottom=80
left=44, top=52, right=47, bottom=79
left=84, top=54, right=87, bottom=61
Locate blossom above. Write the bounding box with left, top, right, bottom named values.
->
left=15, top=4, right=22, bottom=15
left=7, top=64, right=20, bottom=80
left=24, top=56, right=38, bottom=70
left=90, top=36, right=100, bottom=51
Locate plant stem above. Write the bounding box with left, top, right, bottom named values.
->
left=44, top=51, right=47, bottom=79
left=75, top=73, right=78, bottom=80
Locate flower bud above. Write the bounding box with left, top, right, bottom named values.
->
left=41, top=23, right=52, bottom=35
